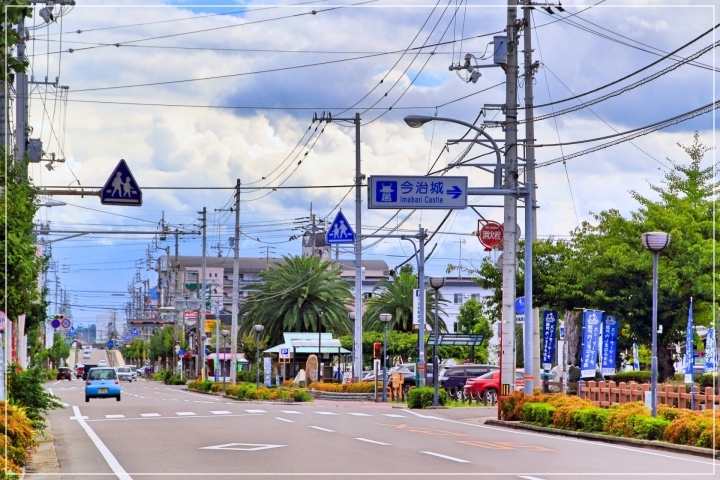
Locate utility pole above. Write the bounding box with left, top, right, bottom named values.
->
left=15, top=13, right=27, bottom=162
left=230, top=179, right=240, bottom=386
left=454, top=239, right=466, bottom=280
left=501, top=0, right=520, bottom=395
left=173, top=230, right=180, bottom=374
left=353, top=112, right=363, bottom=382
left=199, top=207, right=207, bottom=380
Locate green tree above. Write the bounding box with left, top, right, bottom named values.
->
left=238, top=255, right=353, bottom=345
left=122, top=339, right=148, bottom=365
left=47, top=332, right=70, bottom=368
left=148, top=326, right=175, bottom=364
left=7, top=363, right=63, bottom=432
left=363, top=271, right=448, bottom=332
left=0, top=1, right=32, bottom=84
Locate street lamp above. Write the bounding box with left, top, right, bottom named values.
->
left=253, top=324, right=264, bottom=388
left=379, top=313, right=392, bottom=402
left=317, top=310, right=324, bottom=384
left=641, top=231, right=671, bottom=418
left=221, top=329, right=229, bottom=392
left=428, top=277, right=445, bottom=406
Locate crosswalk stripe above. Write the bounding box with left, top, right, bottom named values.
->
left=245, top=409, right=266, bottom=414
left=279, top=410, right=302, bottom=414
left=210, top=411, right=232, bottom=415
left=275, top=417, right=294, bottom=423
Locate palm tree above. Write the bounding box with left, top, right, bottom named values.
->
left=238, top=255, right=353, bottom=345
left=363, top=271, right=448, bottom=332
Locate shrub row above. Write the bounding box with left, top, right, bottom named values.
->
left=605, top=371, right=651, bottom=383
left=408, top=387, right=449, bottom=409
left=187, top=381, right=312, bottom=402
left=0, top=401, right=37, bottom=477
left=501, top=391, right=720, bottom=449
left=312, top=382, right=376, bottom=393
left=153, top=370, right=186, bottom=385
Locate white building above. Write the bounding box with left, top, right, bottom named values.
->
left=95, top=310, right=123, bottom=342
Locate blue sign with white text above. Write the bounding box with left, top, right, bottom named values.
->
left=601, top=316, right=619, bottom=376
left=101, top=159, right=142, bottom=206
left=684, top=298, right=694, bottom=383
left=325, top=210, right=355, bottom=245
left=541, top=310, right=558, bottom=370
left=580, top=309, right=603, bottom=378
left=368, top=176, right=468, bottom=209
left=704, top=327, right=716, bottom=374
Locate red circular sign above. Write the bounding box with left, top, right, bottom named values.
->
left=478, top=221, right=504, bottom=249
left=61, top=318, right=72, bottom=329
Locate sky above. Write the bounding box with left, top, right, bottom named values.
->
left=23, top=0, right=718, bottom=327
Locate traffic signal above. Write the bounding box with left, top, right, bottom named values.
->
left=49, top=314, right=65, bottom=320
left=373, top=342, right=382, bottom=359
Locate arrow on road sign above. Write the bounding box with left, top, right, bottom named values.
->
left=200, top=443, right=287, bottom=452
left=446, top=185, right=463, bottom=199
left=101, top=159, right=142, bottom=206
left=325, top=210, right=355, bottom=245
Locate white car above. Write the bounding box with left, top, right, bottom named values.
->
left=126, top=365, right=137, bottom=381
left=98, top=360, right=107, bottom=367
left=116, top=366, right=133, bottom=382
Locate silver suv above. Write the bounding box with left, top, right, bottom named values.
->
left=116, top=366, right=133, bottom=382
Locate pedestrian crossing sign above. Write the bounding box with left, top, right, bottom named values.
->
left=325, top=210, right=355, bottom=245
left=101, top=159, right=142, bottom=206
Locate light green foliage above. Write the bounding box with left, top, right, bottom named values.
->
left=6, top=363, right=63, bottom=432
left=364, top=271, right=448, bottom=332
left=122, top=339, right=148, bottom=364
left=407, top=387, right=448, bottom=408
left=0, top=1, right=32, bottom=84
left=47, top=332, right=70, bottom=368
left=238, top=255, right=353, bottom=345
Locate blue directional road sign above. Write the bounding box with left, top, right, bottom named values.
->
left=68, top=326, right=76, bottom=336
left=326, top=210, right=355, bottom=245
left=368, top=176, right=468, bottom=209
left=101, top=159, right=142, bottom=206
left=131, top=327, right=139, bottom=337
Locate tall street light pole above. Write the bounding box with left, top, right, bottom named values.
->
left=317, top=310, right=324, bottom=383
left=641, top=231, right=670, bottom=418
left=379, top=313, right=392, bottom=402
left=253, top=324, right=264, bottom=388
left=429, top=277, right=445, bottom=406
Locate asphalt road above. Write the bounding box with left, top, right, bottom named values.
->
left=45, top=380, right=717, bottom=479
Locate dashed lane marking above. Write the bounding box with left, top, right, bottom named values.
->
left=308, top=426, right=335, bottom=432
left=420, top=451, right=471, bottom=463
left=210, top=411, right=232, bottom=415
left=175, top=412, right=196, bottom=416
left=355, top=438, right=390, bottom=445
left=314, top=411, right=338, bottom=415
left=275, top=417, right=294, bottom=423
left=381, top=414, right=406, bottom=418
left=105, top=415, right=125, bottom=419
left=279, top=410, right=302, bottom=414
left=348, top=413, right=372, bottom=417
left=245, top=409, right=266, bottom=414
left=140, top=413, right=161, bottom=417
left=62, top=402, right=70, bottom=407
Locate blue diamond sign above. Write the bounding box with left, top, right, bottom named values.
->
left=326, top=210, right=355, bottom=245
left=101, top=159, right=142, bottom=206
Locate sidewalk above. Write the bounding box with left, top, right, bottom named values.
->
left=23, top=423, right=61, bottom=480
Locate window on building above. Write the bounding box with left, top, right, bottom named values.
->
left=454, top=293, right=463, bottom=304
left=362, top=292, right=373, bottom=300
left=186, top=271, right=199, bottom=284
left=471, top=294, right=482, bottom=302
left=453, top=322, right=458, bottom=333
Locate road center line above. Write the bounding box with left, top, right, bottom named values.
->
left=355, top=438, right=390, bottom=445
left=72, top=406, right=132, bottom=480
left=420, top=451, right=471, bottom=463
left=308, top=426, right=335, bottom=432
left=275, top=417, right=294, bottom=423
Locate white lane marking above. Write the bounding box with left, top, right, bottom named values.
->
left=47, top=388, right=54, bottom=395
left=140, top=413, right=160, bottom=417
left=210, top=411, right=232, bottom=415
left=105, top=415, right=125, bottom=419
left=245, top=409, right=266, bottom=414
left=72, top=406, right=133, bottom=480
left=348, top=412, right=372, bottom=417
left=175, top=412, right=196, bottom=416
left=70, top=416, right=89, bottom=420
left=62, top=402, right=70, bottom=407
left=518, top=476, right=546, bottom=480
left=52, top=381, right=61, bottom=385
left=381, top=414, right=406, bottom=418
left=85, top=413, right=261, bottom=423
left=275, top=417, right=294, bottom=423
left=308, top=426, right=335, bottom=432
left=420, top=451, right=471, bottom=463
left=355, top=438, right=390, bottom=445
left=314, top=411, right=338, bottom=415
left=279, top=410, right=302, bottom=414
left=401, top=409, right=440, bottom=419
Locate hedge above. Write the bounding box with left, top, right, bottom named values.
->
left=522, top=402, right=555, bottom=427
left=606, top=371, right=651, bottom=383
left=408, top=387, right=448, bottom=409
left=571, top=408, right=609, bottom=433
left=312, top=382, right=376, bottom=393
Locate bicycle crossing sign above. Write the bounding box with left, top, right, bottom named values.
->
left=326, top=210, right=355, bottom=245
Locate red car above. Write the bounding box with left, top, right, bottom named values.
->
left=463, top=370, right=525, bottom=404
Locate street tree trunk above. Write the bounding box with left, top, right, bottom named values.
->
left=564, top=310, right=582, bottom=366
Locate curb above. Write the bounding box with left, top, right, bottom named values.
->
left=485, top=420, right=718, bottom=459
left=23, top=422, right=61, bottom=480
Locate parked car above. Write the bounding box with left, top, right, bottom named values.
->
left=98, top=360, right=107, bottom=367
left=85, top=367, right=121, bottom=402
left=75, top=364, right=84, bottom=379
left=116, top=366, right=133, bottom=382
left=438, top=364, right=499, bottom=400
left=126, top=365, right=137, bottom=381
left=81, top=363, right=99, bottom=381
left=56, top=367, right=72, bottom=381
left=463, top=370, right=525, bottom=404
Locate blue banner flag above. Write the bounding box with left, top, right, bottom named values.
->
left=632, top=343, right=639, bottom=370
left=684, top=298, right=694, bottom=383
left=580, top=309, right=603, bottom=378
left=541, top=310, right=558, bottom=370
left=704, top=327, right=716, bottom=374
left=601, top=316, right=619, bottom=376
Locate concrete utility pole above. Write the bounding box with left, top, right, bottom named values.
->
left=501, top=0, right=520, bottom=395
left=230, top=179, right=240, bottom=385
left=15, top=14, right=27, bottom=162
left=353, top=112, right=363, bottom=382
left=173, top=230, right=180, bottom=374
left=523, top=1, right=541, bottom=389
left=199, top=207, right=207, bottom=379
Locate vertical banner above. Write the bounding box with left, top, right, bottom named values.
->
left=580, top=309, right=602, bottom=378
left=703, top=327, right=716, bottom=374
left=263, top=357, right=272, bottom=387
left=412, top=289, right=420, bottom=329
left=601, top=316, right=619, bottom=376
left=684, top=298, right=694, bottom=383
left=632, top=343, right=639, bottom=370
left=541, top=310, right=558, bottom=370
